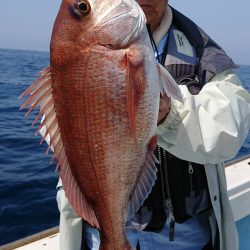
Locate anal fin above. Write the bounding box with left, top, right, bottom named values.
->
left=127, top=150, right=158, bottom=218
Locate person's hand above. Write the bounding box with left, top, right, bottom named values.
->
left=157, top=93, right=171, bottom=124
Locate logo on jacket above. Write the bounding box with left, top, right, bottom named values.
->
left=173, top=30, right=194, bottom=57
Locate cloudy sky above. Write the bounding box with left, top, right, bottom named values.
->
left=0, top=0, right=249, bottom=64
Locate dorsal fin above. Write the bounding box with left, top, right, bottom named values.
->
left=20, top=65, right=100, bottom=228
left=127, top=150, right=158, bottom=218
left=60, top=161, right=100, bottom=229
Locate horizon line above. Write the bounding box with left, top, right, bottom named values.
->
left=0, top=47, right=249, bottom=67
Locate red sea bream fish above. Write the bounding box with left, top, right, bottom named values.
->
left=20, top=0, right=182, bottom=249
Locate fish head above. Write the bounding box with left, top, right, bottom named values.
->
left=50, top=0, right=146, bottom=55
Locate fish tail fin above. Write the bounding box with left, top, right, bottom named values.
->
left=158, top=63, right=183, bottom=103
left=126, top=50, right=145, bottom=139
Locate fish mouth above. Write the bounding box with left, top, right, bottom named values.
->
left=96, top=2, right=139, bottom=28
left=94, top=2, right=146, bottom=48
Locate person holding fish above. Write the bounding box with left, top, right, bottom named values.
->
left=21, top=0, right=250, bottom=249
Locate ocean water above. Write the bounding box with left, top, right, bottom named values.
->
left=0, top=48, right=59, bottom=246
left=0, top=48, right=249, bottom=246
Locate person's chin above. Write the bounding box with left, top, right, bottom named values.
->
left=142, top=9, right=154, bottom=20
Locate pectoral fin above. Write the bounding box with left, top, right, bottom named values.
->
left=126, top=49, right=146, bottom=138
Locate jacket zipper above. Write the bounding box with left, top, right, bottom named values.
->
left=188, top=161, right=194, bottom=190
left=188, top=162, right=196, bottom=199
left=157, top=146, right=175, bottom=241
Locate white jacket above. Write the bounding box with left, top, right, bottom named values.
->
left=157, top=70, right=250, bottom=249
left=158, top=70, right=250, bottom=165
left=154, top=6, right=250, bottom=249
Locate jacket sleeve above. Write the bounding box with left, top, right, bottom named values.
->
left=39, top=115, right=52, bottom=148
left=157, top=69, right=250, bottom=164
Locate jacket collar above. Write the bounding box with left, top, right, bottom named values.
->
left=153, top=5, right=238, bottom=83
left=153, top=5, right=172, bottom=46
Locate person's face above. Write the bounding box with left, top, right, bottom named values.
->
left=136, top=0, right=167, bottom=31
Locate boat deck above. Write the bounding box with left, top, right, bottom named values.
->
left=1, top=155, right=250, bottom=250
left=15, top=233, right=58, bottom=250
left=0, top=228, right=59, bottom=250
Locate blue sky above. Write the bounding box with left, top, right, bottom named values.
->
left=0, top=0, right=249, bottom=65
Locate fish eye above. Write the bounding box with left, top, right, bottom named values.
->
left=77, top=0, right=91, bottom=14
left=73, top=0, right=91, bottom=17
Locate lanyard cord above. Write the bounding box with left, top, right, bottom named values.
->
left=146, top=24, right=161, bottom=63
left=146, top=24, right=169, bottom=66
left=147, top=23, right=176, bottom=241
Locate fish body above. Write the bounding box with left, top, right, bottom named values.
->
left=20, top=0, right=182, bottom=249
